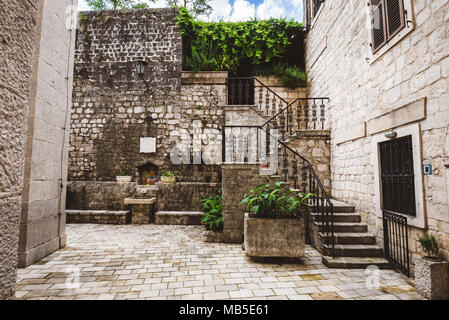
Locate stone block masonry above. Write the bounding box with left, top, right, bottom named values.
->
left=70, top=9, right=224, bottom=183
left=18, top=0, right=77, bottom=268
left=222, top=164, right=279, bottom=243
left=0, top=0, right=78, bottom=299
left=0, top=0, right=39, bottom=297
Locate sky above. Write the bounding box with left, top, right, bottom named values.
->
left=77, top=0, right=304, bottom=22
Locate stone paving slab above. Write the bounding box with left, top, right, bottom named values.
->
left=15, top=224, right=425, bottom=300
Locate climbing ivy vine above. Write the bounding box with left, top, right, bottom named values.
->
left=177, top=7, right=305, bottom=75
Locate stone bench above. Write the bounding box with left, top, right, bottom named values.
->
left=124, top=198, right=156, bottom=224
left=155, top=211, right=204, bottom=226
left=66, top=210, right=131, bottom=225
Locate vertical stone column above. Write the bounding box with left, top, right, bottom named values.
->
left=222, top=164, right=277, bottom=243
left=18, top=0, right=78, bottom=267
left=0, top=0, right=41, bottom=300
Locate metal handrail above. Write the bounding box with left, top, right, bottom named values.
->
left=222, top=124, right=335, bottom=253
left=261, top=97, right=330, bottom=129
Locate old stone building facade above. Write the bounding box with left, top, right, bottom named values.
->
left=67, top=9, right=329, bottom=221
left=0, top=0, right=77, bottom=300
left=70, top=9, right=223, bottom=184
left=304, top=0, right=449, bottom=265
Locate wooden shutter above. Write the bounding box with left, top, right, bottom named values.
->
left=370, top=0, right=387, bottom=53
left=385, top=0, right=406, bottom=39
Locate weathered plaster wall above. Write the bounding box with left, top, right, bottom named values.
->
left=0, top=0, right=39, bottom=300
left=306, top=0, right=449, bottom=261
left=18, top=0, right=77, bottom=268
left=70, top=9, right=224, bottom=183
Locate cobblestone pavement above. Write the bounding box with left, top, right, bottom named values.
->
left=16, top=224, right=424, bottom=300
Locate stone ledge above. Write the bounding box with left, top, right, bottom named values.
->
left=124, top=198, right=156, bottom=205
left=182, top=71, right=228, bottom=85
left=66, top=210, right=130, bottom=216
left=367, top=98, right=426, bottom=135
left=296, top=129, right=331, bottom=138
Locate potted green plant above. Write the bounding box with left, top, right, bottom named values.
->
left=161, top=171, right=176, bottom=184
left=414, top=233, right=449, bottom=300
left=201, top=192, right=224, bottom=242
left=239, top=182, right=314, bottom=259
left=116, top=170, right=132, bottom=184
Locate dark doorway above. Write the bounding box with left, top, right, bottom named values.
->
left=379, top=135, right=416, bottom=216
left=380, top=135, right=415, bottom=277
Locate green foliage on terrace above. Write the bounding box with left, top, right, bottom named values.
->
left=177, top=7, right=304, bottom=74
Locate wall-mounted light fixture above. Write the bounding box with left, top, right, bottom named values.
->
left=134, top=60, right=150, bottom=92
left=385, top=129, right=397, bottom=140
left=135, top=60, right=147, bottom=76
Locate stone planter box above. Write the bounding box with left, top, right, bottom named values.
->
left=116, top=176, right=132, bottom=184
left=205, top=230, right=225, bottom=243
left=244, top=213, right=305, bottom=258
left=161, top=176, right=176, bottom=184
left=414, top=256, right=449, bottom=300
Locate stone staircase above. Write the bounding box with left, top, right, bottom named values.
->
left=311, top=200, right=390, bottom=269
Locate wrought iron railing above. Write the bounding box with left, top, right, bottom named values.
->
left=261, top=97, right=330, bottom=140
left=383, top=210, right=410, bottom=277
left=228, top=77, right=255, bottom=105
left=227, top=77, right=330, bottom=135
left=222, top=125, right=335, bottom=253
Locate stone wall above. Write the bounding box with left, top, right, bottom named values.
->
left=70, top=9, right=224, bottom=183
left=306, top=0, right=449, bottom=262
left=66, top=181, right=220, bottom=212
left=18, top=0, right=77, bottom=268
left=0, top=0, right=77, bottom=298
left=156, top=182, right=221, bottom=212
left=0, top=0, right=39, bottom=300
left=289, top=130, right=331, bottom=195
left=66, top=181, right=135, bottom=210
left=255, top=76, right=307, bottom=105
left=222, top=164, right=278, bottom=243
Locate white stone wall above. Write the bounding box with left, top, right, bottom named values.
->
left=306, top=0, right=449, bottom=260
left=18, top=0, right=77, bottom=267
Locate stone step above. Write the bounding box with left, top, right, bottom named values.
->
left=308, top=200, right=355, bottom=214
left=322, top=256, right=391, bottom=269
left=329, top=200, right=356, bottom=213
left=66, top=210, right=131, bottom=225
left=155, top=211, right=204, bottom=225
left=315, top=222, right=368, bottom=233
left=322, top=244, right=384, bottom=257
left=312, top=212, right=361, bottom=223
left=319, top=232, right=376, bottom=245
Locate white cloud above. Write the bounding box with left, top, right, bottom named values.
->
left=198, top=0, right=232, bottom=21
left=229, top=0, right=255, bottom=22
left=77, top=0, right=303, bottom=21
left=256, top=0, right=286, bottom=20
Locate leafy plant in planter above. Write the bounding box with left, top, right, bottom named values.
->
left=117, top=167, right=131, bottom=176
left=161, top=171, right=175, bottom=177
left=418, top=233, right=440, bottom=260
left=161, top=170, right=176, bottom=184
left=239, top=182, right=314, bottom=219
left=201, top=192, right=223, bottom=232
